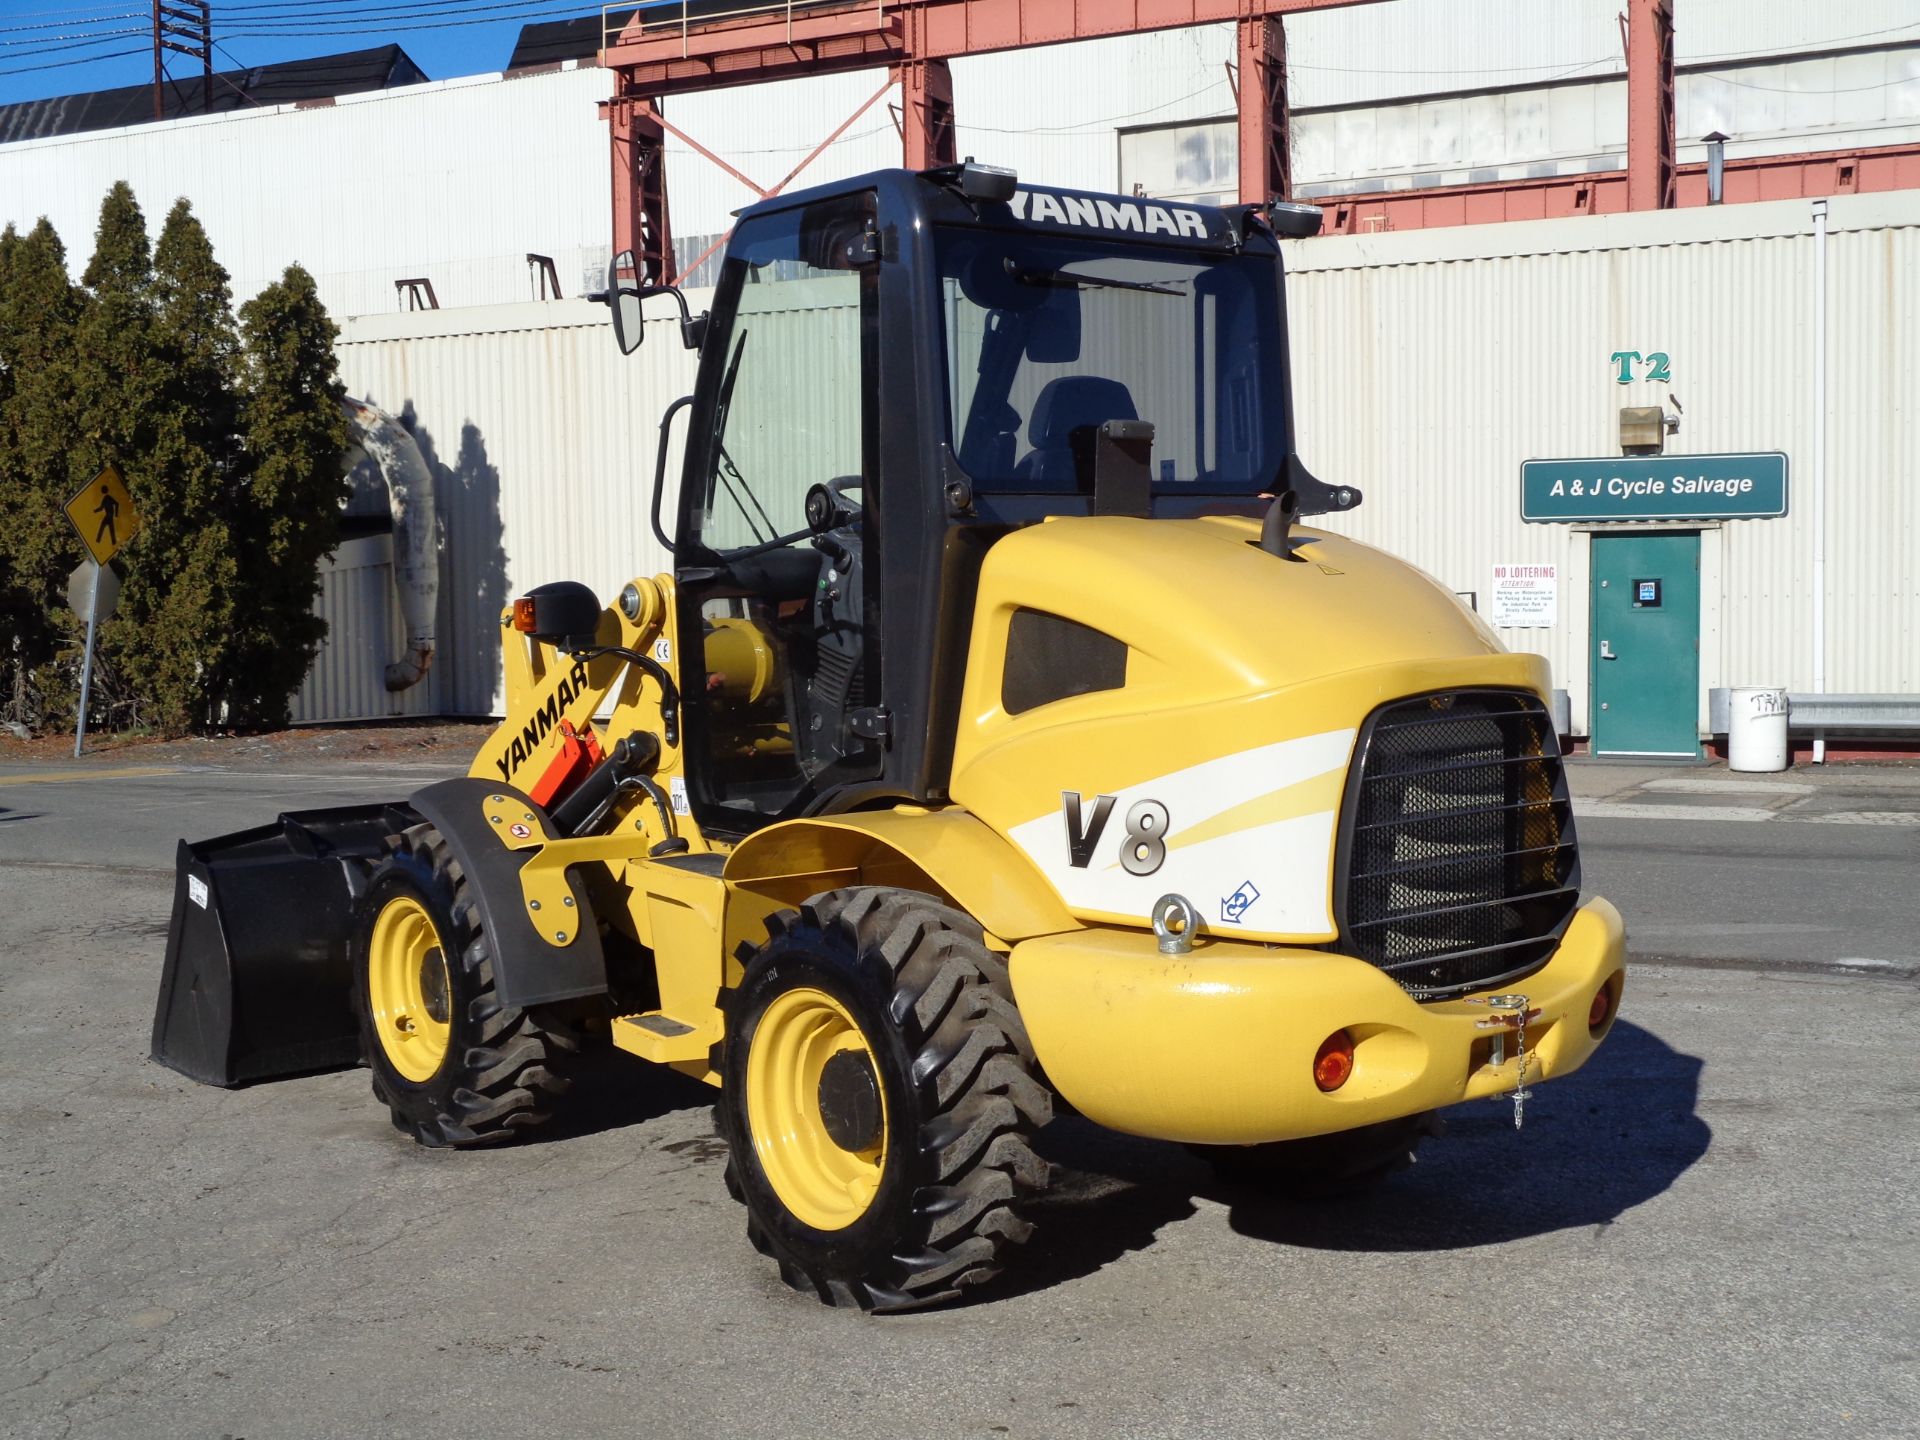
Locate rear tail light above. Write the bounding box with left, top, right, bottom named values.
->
left=1313, top=1030, right=1355, bottom=1092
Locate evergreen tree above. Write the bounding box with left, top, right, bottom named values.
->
left=100, top=198, right=243, bottom=731
left=226, top=264, right=350, bottom=728
left=0, top=218, right=88, bottom=724
left=1, top=187, right=351, bottom=736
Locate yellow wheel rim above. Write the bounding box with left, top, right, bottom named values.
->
left=745, top=987, right=889, bottom=1232
left=366, top=894, right=454, bottom=1084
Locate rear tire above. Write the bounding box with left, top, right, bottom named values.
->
left=717, top=888, right=1051, bottom=1311
left=1193, top=1112, right=1442, bottom=1199
left=351, top=823, right=580, bottom=1147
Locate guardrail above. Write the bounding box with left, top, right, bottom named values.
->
left=606, top=0, right=885, bottom=50
left=1709, top=688, right=1920, bottom=733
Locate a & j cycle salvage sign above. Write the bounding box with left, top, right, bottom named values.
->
left=1521, top=452, right=1788, bottom=522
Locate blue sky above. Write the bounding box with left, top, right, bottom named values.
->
left=0, top=1, right=615, bottom=106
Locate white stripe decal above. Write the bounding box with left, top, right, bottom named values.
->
left=1008, top=728, right=1356, bottom=932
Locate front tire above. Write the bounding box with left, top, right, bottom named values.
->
left=351, top=824, right=579, bottom=1147
left=717, top=888, right=1051, bottom=1311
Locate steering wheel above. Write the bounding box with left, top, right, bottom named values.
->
left=804, top=477, right=863, bottom=536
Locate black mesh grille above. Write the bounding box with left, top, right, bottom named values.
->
left=1335, top=690, right=1580, bottom=1001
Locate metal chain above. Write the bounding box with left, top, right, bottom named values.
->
left=1470, top=992, right=1535, bottom=1130
left=1509, top=1002, right=1533, bottom=1130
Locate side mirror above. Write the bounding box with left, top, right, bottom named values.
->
left=609, top=250, right=646, bottom=355
left=605, top=249, right=706, bottom=354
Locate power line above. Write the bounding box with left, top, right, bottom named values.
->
left=215, top=0, right=575, bottom=13
left=1, top=30, right=147, bottom=57
left=0, top=13, right=143, bottom=39
left=1711, top=70, right=1920, bottom=97
left=0, top=2, right=134, bottom=18
left=220, top=0, right=609, bottom=32
left=0, top=44, right=145, bottom=79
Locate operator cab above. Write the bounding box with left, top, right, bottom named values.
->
left=610, top=165, right=1346, bottom=839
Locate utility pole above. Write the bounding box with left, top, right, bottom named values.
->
left=152, top=0, right=214, bottom=121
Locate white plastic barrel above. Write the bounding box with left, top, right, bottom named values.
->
left=1728, top=687, right=1790, bottom=772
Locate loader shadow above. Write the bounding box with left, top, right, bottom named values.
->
left=1223, top=1019, right=1711, bottom=1252
left=959, top=1116, right=1203, bottom=1306
left=0, top=806, right=43, bottom=823
left=973, top=1019, right=1707, bottom=1303
left=528, top=1046, right=715, bottom=1144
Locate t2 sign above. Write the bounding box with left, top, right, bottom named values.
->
left=1611, top=350, right=1671, bottom=384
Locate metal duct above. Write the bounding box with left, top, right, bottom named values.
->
left=340, top=397, right=439, bottom=692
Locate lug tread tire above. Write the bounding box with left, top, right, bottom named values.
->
left=717, top=887, right=1051, bottom=1313
left=354, top=823, right=579, bottom=1148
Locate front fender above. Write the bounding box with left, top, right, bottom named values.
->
left=409, top=778, right=608, bottom=1008
left=723, top=807, right=1076, bottom=943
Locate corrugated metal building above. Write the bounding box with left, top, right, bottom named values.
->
left=308, top=188, right=1917, bottom=751
left=2, top=1, right=1914, bottom=737
left=3, top=2, right=1916, bottom=314
left=319, top=297, right=699, bottom=717
left=1288, top=189, right=1919, bottom=743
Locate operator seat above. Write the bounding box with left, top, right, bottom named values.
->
left=1013, top=376, right=1139, bottom=488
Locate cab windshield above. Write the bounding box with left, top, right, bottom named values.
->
left=937, top=227, right=1288, bottom=495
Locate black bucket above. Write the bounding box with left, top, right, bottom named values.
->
left=152, top=803, right=416, bottom=1087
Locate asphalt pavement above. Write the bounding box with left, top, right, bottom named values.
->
left=1, top=754, right=1915, bottom=1439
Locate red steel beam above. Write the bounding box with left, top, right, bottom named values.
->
left=1235, top=14, right=1289, bottom=204
left=1315, top=141, right=1920, bottom=236
left=604, top=96, right=675, bottom=283
left=1626, top=0, right=1676, bottom=211
left=896, top=57, right=956, bottom=169
left=604, top=0, right=1386, bottom=96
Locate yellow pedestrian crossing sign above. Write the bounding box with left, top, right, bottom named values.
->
left=65, top=464, right=140, bottom=566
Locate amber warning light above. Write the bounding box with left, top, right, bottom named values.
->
left=512, top=597, right=538, bottom=633
left=1313, top=1031, right=1355, bottom=1092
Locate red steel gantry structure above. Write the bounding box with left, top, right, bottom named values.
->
left=601, top=0, right=1390, bottom=282
left=601, top=0, right=1920, bottom=282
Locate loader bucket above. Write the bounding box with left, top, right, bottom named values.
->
left=152, top=803, right=416, bottom=1087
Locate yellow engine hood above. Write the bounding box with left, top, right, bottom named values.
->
left=947, top=515, right=1549, bottom=942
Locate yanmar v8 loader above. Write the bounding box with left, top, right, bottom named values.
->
left=154, top=163, right=1626, bottom=1311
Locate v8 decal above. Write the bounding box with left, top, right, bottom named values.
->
left=1061, top=791, right=1170, bottom=876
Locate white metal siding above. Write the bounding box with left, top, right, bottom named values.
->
left=302, top=191, right=1918, bottom=729
left=0, top=66, right=615, bottom=319
left=6, top=12, right=1918, bottom=319
left=326, top=297, right=701, bottom=716
left=1286, top=190, right=1920, bottom=731
left=293, top=533, right=442, bottom=724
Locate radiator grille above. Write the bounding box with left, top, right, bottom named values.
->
left=1336, top=691, right=1579, bottom=1001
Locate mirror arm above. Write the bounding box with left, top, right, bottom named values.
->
left=652, top=393, right=695, bottom=556
left=636, top=285, right=708, bottom=350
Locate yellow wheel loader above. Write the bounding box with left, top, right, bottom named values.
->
left=154, top=163, right=1626, bottom=1311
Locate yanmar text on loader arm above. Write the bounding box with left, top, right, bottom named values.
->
left=154, top=163, right=1626, bottom=1312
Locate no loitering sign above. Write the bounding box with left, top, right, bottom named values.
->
left=1489, top=563, right=1558, bottom=627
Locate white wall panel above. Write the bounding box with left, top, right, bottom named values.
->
left=293, top=534, right=442, bottom=724
left=329, top=296, right=701, bottom=716
left=1285, top=191, right=1920, bottom=731
left=0, top=66, right=614, bottom=320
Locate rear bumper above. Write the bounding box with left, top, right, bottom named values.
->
left=1008, top=897, right=1625, bottom=1145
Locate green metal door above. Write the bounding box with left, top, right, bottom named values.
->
left=1590, top=531, right=1701, bottom=757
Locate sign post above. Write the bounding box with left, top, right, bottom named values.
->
left=63, top=465, right=141, bottom=756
